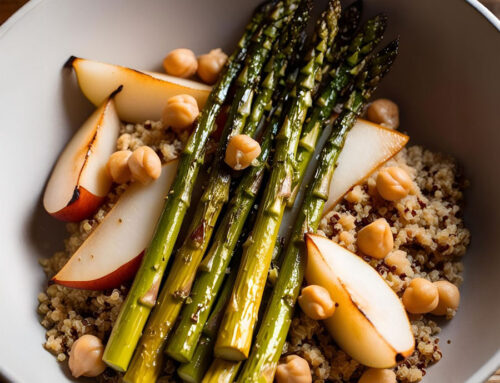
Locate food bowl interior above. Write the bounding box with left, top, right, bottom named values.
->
left=0, top=0, right=499, bottom=382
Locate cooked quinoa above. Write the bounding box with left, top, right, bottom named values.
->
left=38, top=118, right=470, bottom=382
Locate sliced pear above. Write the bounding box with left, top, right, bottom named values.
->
left=305, top=234, right=414, bottom=368
left=43, top=91, right=121, bottom=222
left=323, top=118, right=409, bottom=215
left=52, top=160, right=178, bottom=290
left=67, top=57, right=211, bottom=123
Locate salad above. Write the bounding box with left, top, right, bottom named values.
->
left=37, top=0, right=470, bottom=382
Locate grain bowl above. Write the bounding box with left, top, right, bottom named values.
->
left=0, top=0, right=499, bottom=382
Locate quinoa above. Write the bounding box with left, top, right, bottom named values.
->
left=117, top=120, right=186, bottom=162
left=285, top=145, right=470, bottom=382
left=38, top=117, right=470, bottom=382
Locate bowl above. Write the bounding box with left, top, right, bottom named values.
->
left=0, top=0, right=499, bottom=382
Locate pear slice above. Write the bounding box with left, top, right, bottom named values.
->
left=323, top=118, right=409, bottom=215
left=305, top=234, right=414, bottom=368
left=43, top=91, right=121, bottom=222
left=67, top=57, right=211, bottom=123
left=52, top=160, right=178, bottom=290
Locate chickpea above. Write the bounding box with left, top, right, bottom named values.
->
left=431, top=280, right=460, bottom=316
left=366, top=99, right=399, bottom=129
left=224, top=134, right=261, bottom=170
left=68, top=334, right=106, bottom=378
left=357, top=218, right=394, bottom=259
left=163, top=48, right=198, bottom=78
left=275, top=355, right=312, bottom=383
left=106, top=150, right=132, bottom=184
left=162, top=94, right=199, bottom=132
left=197, top=48, right=228, bottom=84
left=402, top=278, right=439, bottom=314
left=298, top=285, right=336, bottom=320
left=128, top=146, right=162, bottom=185
left=376, top=166, right=412, bottom=201
left=359, top=368, right=397, bottom=383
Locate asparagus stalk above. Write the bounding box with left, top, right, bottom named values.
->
left=288, top=12, right=387, bottom=205
left=237, top=39, right=399, bottom=383
left=214, top=0, right=342, bottom=361
left=165, top=2, right=309, bottom=363
left=122, top=5, right=296, bottom=383
left=203, top=270, right=238, bottom=339
left=244, top=0, right=312, bottom=136
left=177, top=265, right=239, bottom=381
left=177, top=336, right=214, bottom=383
left=165, top=114, right=279, bottom=363
left=310, top=0, right=362, bottom=98
left=321, top=0, right=362, bottom=79
left=202, top=359, right=242, bottom=383
left=102, top=3, right=269, bottom=373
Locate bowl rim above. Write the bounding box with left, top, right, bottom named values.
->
left=1, top=0, right=498, bottom=46
left=0, top=0, right=498, bottom=382
left=0, top=0, right=500, bottom=38
left=466, top=0, right=500, bottom=30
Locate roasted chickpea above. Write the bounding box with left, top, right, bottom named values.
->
left=431, top=280, right=460, bottom=316
left=359, top=368, right=397, bottom=383
left=128, top=146, right=162, bottom=184
left=197, top=48, right=228, bottom=84
left=224, top=134, right=261, bottom=170
left=162, top=94, right=199, bottom=132
left=357, top=218, right=394, bottom=259
left=376, top=166, right=412, bottom=201
left=298, top=285, right=336, bottom=320
left=107, top=150, right=132, bottom=184
left=163, top=48, right=198, bottom=78
left=402, top=278, right=439, bottom=314
left=275, top=355, right=312, bottom=383
left=366, top=99, right=399, bottom=129
left=68, top=334, right=106, bottom=378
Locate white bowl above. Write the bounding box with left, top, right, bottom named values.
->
left=0, top=0, right=499, bottom=382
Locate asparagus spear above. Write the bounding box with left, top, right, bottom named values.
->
left=202, top=359, right=242, bottom=383
left=165, top=113, right=279, bottom=363
left=203, top=270, right=238, bottom=339
left=165, top=2, right=309, bottom=362
left=214, top=0, right=342, bottom=361
left=122, top=5, right=296, bottom=383
left=102, top=3, right=270, bottom=372
left=177, top=336, right=214, bottom=383
left=176, top=263, right=240, bottom=381
left=322, top=0, right=362, bottom=77
left=244, top=0, right=312, bottom=136
left=288, top=12, right=387, bottom=205
left=237, top=39, right=399, bottom=383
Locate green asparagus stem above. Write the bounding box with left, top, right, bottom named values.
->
left=102, top=3, right=269, bottom=373
left=165, top=2, right=309, bottom=363
left=165, top=115, right=279, bottom=363
left=288, top=12, right=387, bottom=205
left=311, top=0, right=362, bottom=97
left=177, top=336, right=214, bottom=383
left=237, top=39, right=399, bottom=382
left=203, top=271, right=238, bottom=339
left=202, top=359, right=242, bottom=383
left=322, top=0, right=362, bottom=77
left=122, top=4, right=296, bottom=382
left=214, top=0, right=342, bottom=361
left=244, top=0, right=312, bottom=136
